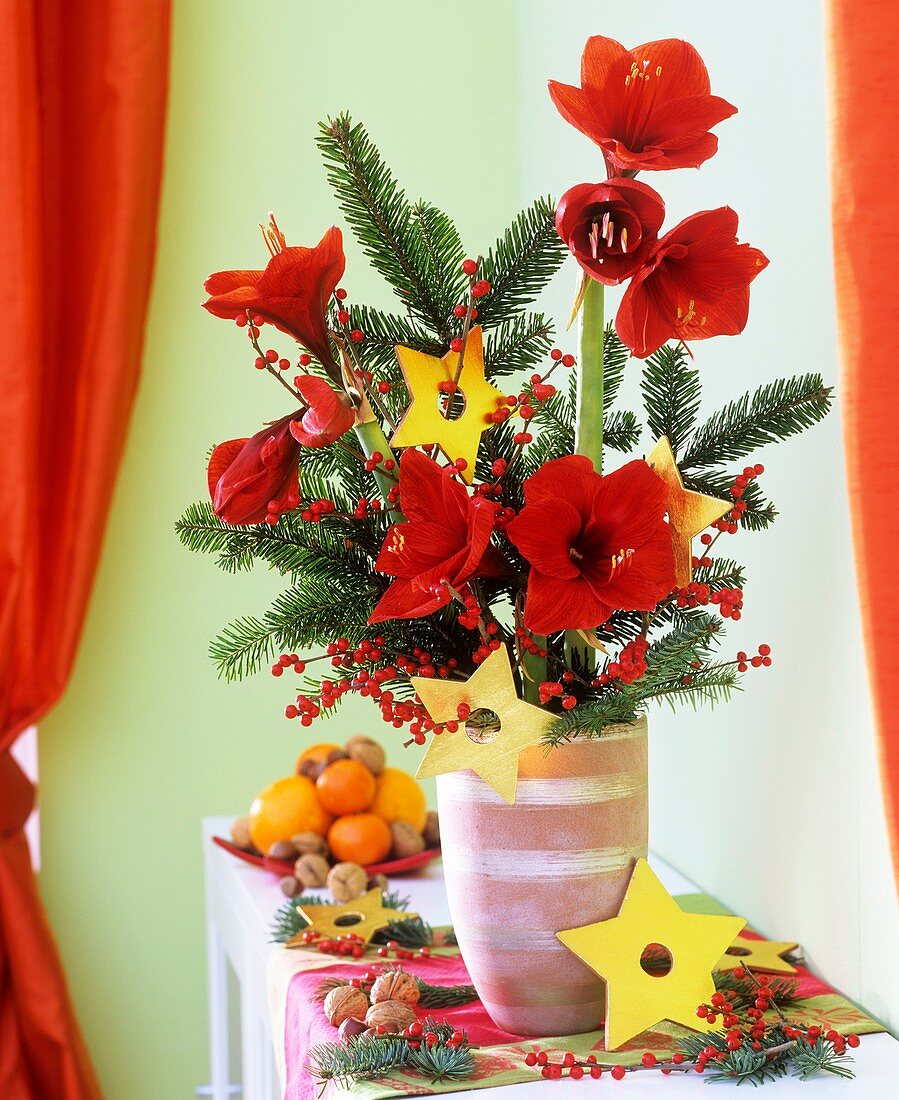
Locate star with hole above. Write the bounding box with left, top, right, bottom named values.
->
left=557, top=858, right=746, bottom=1049
left=646, top=435, right=731, bottom=586
left=390, top=326, right=504, bottom=483
left=286, top=888, right=418, bottom=947
left=717, top=932, right=798, bottom=974
left=413, top=645, right=555, bottom=803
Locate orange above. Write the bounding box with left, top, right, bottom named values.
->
left=296, top=742, right=340, bottom=771
left=328, top=813, right=392, bottom=865
left=370, top=767, right=427, bottom=832
left=248, top=775, right=333, bottom=853
left=315, top=758, right=376, bottom=815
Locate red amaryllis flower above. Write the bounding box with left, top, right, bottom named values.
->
left=207, top=414, right=301, bottom=526
left=369, top=449, right=504, bottom=623
left=556, top=178, right=664, bottom=285
left=203, top=225, right=344, bottom=372
left=548, top=36, right=736, bottom=175
left=506, top=456, right=675, bottom=634
left=289, top=375, right=355, bottom=448
left=615, top=207, right=769, bottom=359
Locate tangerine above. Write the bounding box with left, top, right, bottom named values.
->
left=248, top=775, right=333, bottom=853
left=369, top=767, right=427, bottom=832
left=296, top=742, right=340, bottom=772
left=315, top=758, right=376, bottom=815
left=328, top=813, right=392, bottom=865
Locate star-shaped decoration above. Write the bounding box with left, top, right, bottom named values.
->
left=646, top=436, right=731, bottom=587
left=286, top=888, right=418, bottom=948
left=717, top=933, right=798, bottom=974
left=390, top=326, right=504, bottom=483
left=557, top=859, right=746, bottom=1050
left=413, top=645, right=555, bottom=803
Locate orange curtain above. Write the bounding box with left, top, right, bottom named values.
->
left=0, top=2, right=171, bottom=1096
left=827, top=1, right=899, bottom=880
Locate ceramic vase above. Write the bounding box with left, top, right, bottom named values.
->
left=436, top=716, right=648, bottom=1036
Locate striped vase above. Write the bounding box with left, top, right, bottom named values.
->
left=436, top=716, right=648, bottom=1037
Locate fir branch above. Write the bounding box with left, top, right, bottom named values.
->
left=484, top=314, right=554, bottom=378
left=408, top=200, right=469, bottom=319
left=310, top=1034, right=410, bottom=1089
left=641, top=342, right=702, bottom=455
left=415, top=976, right=477, bottom=1008
left=790, top=1038, right=855, bottom=1082
left=474, top=197, right=568, bottom=328
left=407, top=1041, right=475, bottom=1082
left=604, top=409, right=641, bottom=453
left=682, top=374, right=833, bottom=470
left=317, top=114, right=456, bottom=337
left=601, top=323, right=631, bottom=409
left=684, top=470, right=778, bottom=531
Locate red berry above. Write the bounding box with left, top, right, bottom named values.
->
left=611, top=1065, right=626, bottom=1080
left=462, top=258, right=478, bottom=275
left=471, top=279, right=491, bottom=298
left=450, top=337, right=464, bottom=352
left=641, top=1052, right=656, bottom=1067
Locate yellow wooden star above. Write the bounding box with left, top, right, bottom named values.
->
left=413, top=645, right=555, bottom=804
left=390, top=326, right=504, bottom=483
left=646, top=436, right=731, bottom=587
left=717, top=933, right=798, bottom=974
left=286, top=888, right=418, bottom=948
left=557, top=859, right=746, bottom=1050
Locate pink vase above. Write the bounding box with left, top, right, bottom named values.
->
left=436, top=717, right=648, bottom=1037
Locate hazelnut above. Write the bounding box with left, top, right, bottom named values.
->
left=390, top=821, right=425, bottom=859
left=367, top=872, right=389, bottom=892
left=279, top=875, right=301, bottom=898
left=298, top=759, right=327, bottom=781
left=229, top=816, right=254, bottom=851
left=328, top=861, right=368, bottom=902
left=370, top=971, right=420, bottom=1007
left=423, top=811, right=440, bottom=848
left=268, top=839, right=298, bottom=862
left=344, top=736, right=385, bottom=776
left=364, top=1000, right=416, bottom=1033
left=324, top=986, right=369, bottom=1028
left=294, top=854, right=330, bottom=890
left=290, top=831, right=329, bottom=859
left=338, top=1016, right=369, bottom=1042
left=325, top=748, right=347, bottom=765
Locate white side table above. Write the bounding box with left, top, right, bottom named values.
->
left=202, top=816, right=898, bottom=1098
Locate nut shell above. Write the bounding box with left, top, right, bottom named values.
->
left=367, top=872, right=389, bottom=892
left=390, top=821, right=425, bottom=859
left=230, top=816, right=254, bottom=851
left=268, top=839, right=298, bottom=861
left=294, top=854, right=330, bottom=889
left=290, top=831, right=329, bottom=859
left=344, top=736, right=386, bottom=776
left=279, top=875, right=300, bottom=898
left=337, top=1016, right=369, bottom=1042
left=364, top=999, right=417, bottom=1033
left=370, top=971, right=420, bottom=1007
left=324, top=986, right=370, bottom=1028
left=423, top=811, right=440, bottom=848
left=328, top=861, right=368, bottom=902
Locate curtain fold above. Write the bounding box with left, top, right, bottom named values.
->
left=826, top=1, right=899, bottom=881
left=0, top=2, right=171, bottom=1096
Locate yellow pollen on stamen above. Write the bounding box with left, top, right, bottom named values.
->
left=680, top=299, right=697, bottom=325
left=390, top=530, right=406, bottom=555
left=610, top=548, right=635, bottom=577
left=620, top=227, right=628, bottom=254
left=656, top=65, right=662, bottom=76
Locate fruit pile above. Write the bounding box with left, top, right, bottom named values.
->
left=228, top=735, right=439, bottom=893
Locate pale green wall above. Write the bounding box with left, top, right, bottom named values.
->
left=37, top=2, right=520, bottom=1096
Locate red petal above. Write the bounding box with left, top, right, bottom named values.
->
left=203, top=269, right=263, bottom=295
left=207, top=438, right=249, bottom=499
left=629, top=39, right=712, bottom=101
left=580, top=35, right=632, bottom=93
left=368, top=578, right=446, bottom=623
left=523, top=570, right=611, bottom=635
left=202, top=285, right=262, bottom=320
left=522, top=455, right=598, bottom=510
left=647, top=94, right=737, bottom=145
left=615, top=269, right=677, bottom=359
left=589, top=461, right=670, bottom=549
left=290, top=375, right=355, bottom=447
left=507, top=500, right=582, bottom=580
left=547, top=80, right=609, bottom=144
left=597, top=527, right=675, bottom=610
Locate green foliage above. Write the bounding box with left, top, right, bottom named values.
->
left=317, top=115, right=463, bottom=337
left=641, top=343, right=702, bottom=456
left=684, top=469, right=778, bottom=531
left=474, top=196, right=568, bottom=329
left=682, top=374, right=833, bottom=470
left=601, top=324, right=631, bottom=408
left=484, top=314, right=554, bottom=378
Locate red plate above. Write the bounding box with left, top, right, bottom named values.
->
left=212, top=835, right=441, bottom=877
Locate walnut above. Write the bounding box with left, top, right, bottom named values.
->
left=390, top=821, right=425, bottom=859
left=324, top=986, right=370, bottom=1028
left=328, top=861, right=368, bottom=902
left=229, top=816, right=254, bottom=851
left=370, top=970, right=420, bottom=1007
left=367, top=872, right=389, bottom=892
left=423, top=811, right=440, bottom=848
left=290, top=831, right=329, bottom=859
left=294, top=854, right=330, bottom=890
left=364, top=999, right=417, bottom=1032
left=344, top=736, right=386, bottom=776
left=279, top=875, right=300, bottom=898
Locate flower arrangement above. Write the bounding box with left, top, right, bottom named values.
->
left=177, top=34, right=832, bottom=752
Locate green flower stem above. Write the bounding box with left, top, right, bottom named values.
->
left=353, top=418, right=404, bottom=520
left=565, top=277, right=604, bottom=673
left=522, top=639, right=547, bottom=704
